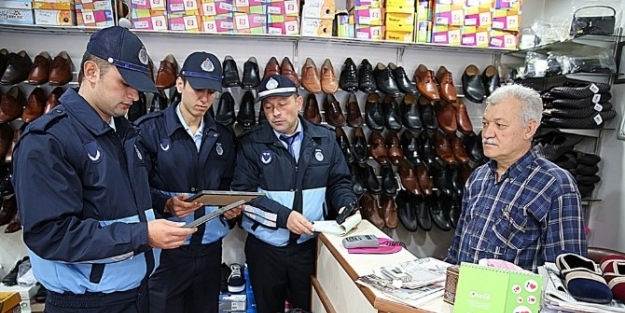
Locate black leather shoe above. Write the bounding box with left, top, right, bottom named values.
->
left=450, top=166, right=463, bottom=197
left=362, top=163, right=382, bottom=195
left=1, top=51, right=32, bottom=85
left=543, top=110, right=616, bottom=129
left=401, top=130, right=423, bottom=166
left=339, top=57, right=358, bottom=92
left=350, top=163, right=365, bottom=196
left=380, top=164, right=398, bottom=196
left=127, top=92, right=146, bottom=122
left=396, top=190, right=418, bottom=232
left=222, top=56, right=241, bottom=87
left=215, top=92, right=235, bottom=126
left=430, top=193, right=452, bottom=231
left=389, top=62, right=417, bottom=95
left=414, top=195, right=432, bottom=231
left=431, top=160, right=453, bottom=196
left=550, top=83, right=611, bottom=99
left=358, top=59, right=376, bottom=93
left=552, top=94, right=612, bottom=109
left=481, top=65, right=500, bottom=97
left=418, top=96, right=438, bottom=130
left=443, top=195, right=460, bottom=228
left=352, top=127, right=368, bottom=163
left=463, top=131, right=486, bottom=164
left=335, top=127, right=354, bottom=164
left=237, top=91, right=255, bottom=130
left=242, top=57, right=261, bottom=90
left=0, top=49, right=8, bottom=77
left=364, top=93, right=384, bottom=131
left=401, top=95, right=422, bottom=131
left=419, top=130, right=436, bottom=168
left=462, top=64, right=486, bottom=103
left=382, top=95, right=402, bottom=132
left=2, top=256, right=29, bottom=286
left=149, top=92, right=168, bottom=112
left=374, top=63, right=400, bottom=97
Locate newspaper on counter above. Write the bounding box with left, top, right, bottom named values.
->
left=356, top=274, right=445, bottom=308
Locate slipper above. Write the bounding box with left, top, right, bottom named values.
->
left=556, top=253, right=613, bottom=304
left=599, top=255, right=625, bottom=302
left=600, top=255, right=625, bottom=272
left=347, top=238, right=403, bottom=254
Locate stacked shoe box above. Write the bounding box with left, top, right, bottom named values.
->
left=74, top=0, right=114, bottom=28
left=349, top=0, right=384, bottom=40
left=0, top=0, right=34, bottom=25
left=265, top=0, right=299, bottom=35
left=300, top=0, right=334, bottom=37
left=384, top=0, right=414, bottom=42
left=130, top=0, right=168, bottom=31
left=199, top=0, right=235, bottom=33
left=32, top=0, right=75, bottom=26
left=414, top=0, right=431, bottom=43
left=488, top=0, right=520, bottom=49
left=431, top=0, right=462, bottom=46
left=460, top=0, right=490, bottom=48
left=232, top=0, right=267, bottom=34
left=219, top=263, right=247, bottom=313
left=166, top=0, right=202, bottom=32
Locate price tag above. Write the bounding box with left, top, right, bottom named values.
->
left=436, top=17, right=450, bottom=25
left=171, top=3, right=184, bottom=11
left=589, top=83, right=599, bottom=94
left=593, top=114, right=603, bottom=125
left=593, top=103, right=603, bottom=112
left=434, top=34, right=447, bottom=43
left=479, top=12, right=491, bottom=25
left=492, top=20, right=505, bottom=29
left=490, top=37, right=503, bottom=47
left=465, top=18, right=477, bottom=26
left=267, top=6, right=281, bottom=14
left=135, top=20, right=148, bottom=28
left=359, top=16, right=371, bottom=24
left=462, top=36, right=475, bottom=45
left=592, top=93, right=601, bottom=103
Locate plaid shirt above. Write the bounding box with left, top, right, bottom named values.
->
left=444, top=150, right=587, bottom=272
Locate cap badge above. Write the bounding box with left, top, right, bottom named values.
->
left=266, top=78, right=279, bottom=90
left=216, top=142, right=223, bottom=156
left=138, top=46, right=149, bottom=65
left=201, top=58, right=215, bottom=72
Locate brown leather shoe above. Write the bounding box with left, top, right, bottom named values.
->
left=5, top=127, right=22, bottom=164
left=368, top=131, right=389, bottom=165
left=360, top=192, right=385, bottom=229
left=303, top=93, right=321, bottom=124
left=263, top=56, right=280, bottom=79
left=23, top=87, right=46, bottom=123
left=380, top=194, right=398, bottom=229
left=385, top=131, right=403, bottom=165
left=45, top=87, right=64, bottom=114
left=0, top=193, right=16, bottom=226
left=415, top=163, right=432, bottom=196
left=49, top=51, right=73, bottom=85
left=436, top=66, right=457, bottom=102
left=433, top=131, right=456, bottom=165
left=1, top=50, right=32, bottom=85
left=454, top=99, right=473, bottom=135
left=435, top=100, right=457, bottom=134
left=414, top=64, right=439, bottom=101
left=449, top=133, right=470, bottom=164
left=280, top=57, right=299, bottom=87
left=4, top=208, right=21, bottom=234
left=459, top=162, right=473, bottom=184
left=323, top=94, right=346, bottom=127
left=301, top=58, right=321, bottom=94
left=28, top=51, right=51, bottom=85
left=155, top=54, right=178, bottom=89
left=0, top=124, right=12, bottom=164
left=398, top=159, right=422, bottom=196
left=0, top=87, right=24, bottom=123
left=320, top=58, right=338, bottom=94
left=346, top=93, right=363, bottom=127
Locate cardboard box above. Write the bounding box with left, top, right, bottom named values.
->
left=168, top=13, right=201, bottom=31
left=460, top=25, right=488, bottom=47
left=199, top=0, right=234, bottom=16
left=334, top=10, right=351, bottom=37
left=301, top=0, right=334, bottom=19
left=347, top=0, right=383, bottom=9
left=385, top=30, right=413, bottom=41
left=233, top=0, right=265, bottom=13
left=233, top=12, right=265, bottom=31
left=0, top=292, right=20, bottom=313
left=433, top=3, right=462, bottom=26
left=75, top=4, right=114, bottom=27
left=491, top=9, right=519, bottom=31
left=443, top=265, right=459, bottom=304
left=266, top=15, right=298, bottom=35
left=300, top=16, right=332, bottom=36
left=0, top=0, right=34, bottom=25
left=132, top=14, right=168, bottom=30
left=33, top=2, right=76, bottom=26
left=167, top=0, right=199, bottom=14
left=353, top=7, right=383, bottom=25
left=219, top=292, right=246, bottom=313
left=355, top=24, right=383, bottom=39
left=264, top=0, right=298, bottom=16
left=385, top=0, right=413, bottom=13
left=201, top=13, right=233, bottom=32
left=489, top=28, right=518, bottom=49
left=0, top=284, right=37, bottom=313
left=131, top=0, right=166, bottom=10
left=385, top=12, right=413, bottom=32
left=431, top=24, right=460, bottom=45
left=415, top=20, right=429, bottom=42
left=492, top=0, right=521, bottom=10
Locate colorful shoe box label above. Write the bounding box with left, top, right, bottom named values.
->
left=493, top=0, right=521, bottom=10
left=433, top=3, right=463, bottom=26
left=234, top=0, right=266, bottom=13
left=334, top=11, right=352, bottom=37
left=200, top=0, right=234, bottom=16
left=168, top=13, right=202, bottom=31
left=32, top=2, right=76, bottom=26
left=233, top=12, right=265, bottom=30
left=348, top=0, right=384, bottom=9
left=265, top=0, right=298, bottom=16
left=355, top=24, right=384, bottom=39
left=415, top=20, right=430, bottom=42
left=131, top=0, right=166, bottom=11
left=167, top=0, right=199, bottom=14
left=132, top=14, right=168, bottom=30
left=76, top=4, right=114, bottom=27
left=460, top=25, right=488, bottom=47
left=0, top=0, right=35, bottom=24
left=385, top=30, right=414, bottom=42
left=385, top=12, right=413, bottom=32
left=432, top=24, right=461, bottom=45
left=491, top=8, right=519, bottom=31
left=354, top=7, right=384, bottom=25
left=266, top=14, right=298, bottom=35
left=201, top=13, right=233, bottom=32
left=385, top=0, right=414, bottom=13
left=300, top=16, right=332, bottom=36
left=301, top=0, right=335, bottom=19
left=489, top=28, right=518, bottom=49
left=416, top=0, right=430, bottom=22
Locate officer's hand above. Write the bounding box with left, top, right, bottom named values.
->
left=165, top=194, right=203, bottom=218
left=286, top=211, right=314, bottom=235
left=147, top=219, right=197, bottom=249
left=223, top=204, right=245, bottom=220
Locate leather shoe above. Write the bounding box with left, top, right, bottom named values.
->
left=401, top=130, right=423, bottom=166
left=395, top=190, right=418, bottom=232
left=449, top=133, right=469, bottom=164
left=443, top=194, right=460, bottom=228
left=350, top=163, right=365, bottom=196
left=127, top=92, right=147, bottom=122
left=28, top=51, right=51, bottom=85
left=242, top=57, right=261, bottom=89
left=358, top=59, right=376, bottom=93
left=321, top=58, right=339, bottom=94
left=401, top=94, right=422, bottom=131
left=454, top=99, right=473, bottom=134
left=482, top=65, right=500, bottom=96
left=550, top=83, right=610, bottom=99
left=23, top=87, right=46, bottom=123
left=301, top=58, right=321, bottom=93
left=0, top=86, right=24, bottom=123
left=346, top=93, right=363, bottom=127
left=222, top=55, right=241, bottom=87
left=414, top=64, right=439, bottom=100
left=263, top=56, right=280, bottom=79
left=339, top=57, right=358, bottom=92
left=436, top=66, right=457, bottom=101
left=380, top=194, right=398, bottom=229
left=45, top=87, right=64, bottom=114
left=398, top=159, right=422, bottom=196
left=374, top=62, right=400, bottom=97
left=462, top=64, right=486, bottom=103
left=237, top=91, right=255, bottom=130
left=303, top=93, right=321, bottom=124
left=364, top=93, right=384, bottom=131
left=435, top=100, right=457, bottom=134
left=385, top=131, right=403, bottom=165
left=389, top=62, right=417, bottom=95
left=463, top=131, right=486, bottom=164
left=415, top=163, right=432, bottom=196
left=1, top=50, right=32, bottom=85
left=382, top=95, right=402, bottom=132
left=368, top=131, right=389, bottom=165
left=415, top=196, right=432, bottom=231
left=360, top=192, right=385, bottom=228
left=5, top=127, right=21, bottom=163
left=280, top=57, right=300, bottom=87
left=155, top=54, right=178, bottom=89
left=49, top=51, right=73, bottom=85
left=335, top=127, right=354, bottom=164
left=431, top=159, right=453, bottom=196
left=215, top=92, right=235, bottom=126
left=418, top=96, right=438, bottom=130
left=323, top=94, right=346, bottom=127
left=433, top=131, right=456, bottom=165
left=4, top=207, right=20, bottom=233
left=430, top=193, right=452, bottom=231
left=351, top=127, right=368, bottom=163
left=362, top=164, right=382, bottom=195
left=380, top=164, right=398, bottom=196
left=35, top=284, right=47, bottom=303
left=419, top=130, right=436, bottom=168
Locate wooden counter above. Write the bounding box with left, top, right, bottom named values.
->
left=311, top=220, right=454, bottom=313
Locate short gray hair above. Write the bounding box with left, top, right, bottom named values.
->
left=484, top=84, right=543, bottom=125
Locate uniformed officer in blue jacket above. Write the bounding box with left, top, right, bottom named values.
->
left=231, top=74, right=358, bottom=313
left=12, top=26, right=197, bottom=313
left=135, top=51, right=242, bottom=313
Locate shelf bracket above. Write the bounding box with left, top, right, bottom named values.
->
left=293, top=40, right=299, bottom=71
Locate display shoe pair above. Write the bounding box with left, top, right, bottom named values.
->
left=262, top=56, right=299, bottom=87
left=301, top=58, right=337, bottom=94
left=461, top=64, right=500, bottom=103
left=556, top=253, right=613, bottom=304
left=27, top=51, right=73, bottom=85
left=600, top=255, right=625, bottom=303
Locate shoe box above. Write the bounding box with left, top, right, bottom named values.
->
left=0, top=292, right=20, bottom=313
left=244, top=267, right=256, bottom=313
left=0, top=284, right=36, bottom=313
left=219, top=292, right=246, bottom=313
left=0, top=0, right=34, bottom=25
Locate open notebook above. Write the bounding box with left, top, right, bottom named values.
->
left=312, top=213, right=362, bottom=236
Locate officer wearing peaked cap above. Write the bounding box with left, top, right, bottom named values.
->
left=135, top=51, right=243, bottom=313
left=231, top=74, right=358, bottom=313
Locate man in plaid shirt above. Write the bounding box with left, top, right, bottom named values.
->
left=445, top=84, right=587, bottom=272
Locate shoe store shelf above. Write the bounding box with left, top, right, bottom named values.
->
left=0, top=23, right=510, bottom=55
left=505, top=32, right=623, bottom=59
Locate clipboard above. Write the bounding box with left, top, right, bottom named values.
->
left=185, top=190, right=265, bottom=206
left=182, top=200, right=246, bottom=229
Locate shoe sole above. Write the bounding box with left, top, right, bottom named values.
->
left=228, top=284, right=245, bottom=293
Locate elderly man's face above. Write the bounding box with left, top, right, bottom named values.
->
left=481, top=96, right=532, bottom=164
